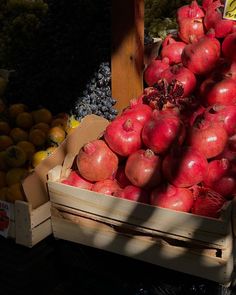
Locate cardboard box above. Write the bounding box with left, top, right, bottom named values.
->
left=0, top=200, right=51, bottom=247
left=4, top=115, right=106, bottom=247
left=22, top=114, right=109, bottom=209
left=46, top=115, right=236, bottom=286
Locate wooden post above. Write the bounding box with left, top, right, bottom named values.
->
left=111, top=0, right=144, bottom=113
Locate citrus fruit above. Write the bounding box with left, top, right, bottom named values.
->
left=0, top=135, right=14, bottom=151
left=6, top=168, right=29, bottom=186
left=28, top=128, right=46, bottom=147
left=10, top=127, right=28, bottom=143
left=31, top=122, right=50, bottom=134
left=48, top=126, right=66, bottom=146
left=51, top=117, right=67, bottom=130
left=0, top=171, right=7, bottom=189
left=32, top=108, right=52, bottom=124
left=17, top=140, right=36, bottom=161
left=6, top=183, right=25, bottom=203
left=46, top=146, right=57, bottom=155
left=5, top=145, right=27, bottom=168
left=0, top=151, right=8, bottom=171
left=0, top=77, right=7, bottom=97
left=66, top=115, right=80, bottom=134
left=0, top=187, right=8, bottom=201
left=32, top=150, right=49, bottom=168
left=0, top=121, right=11, bottom=135
left=15, top=111, right=33, bottom=129
left=0, top=99, right=6, bottom=113
left=8, top=103, right=28, bottom=119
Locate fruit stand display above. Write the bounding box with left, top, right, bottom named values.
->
left=1, top=1, right=236, bottom=293
left=45, top=0, right=236, bottom=289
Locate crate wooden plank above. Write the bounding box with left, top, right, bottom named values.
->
left=51, top=211, right=234, bottom=285
left=111, top=0, right=144, bottom=113
left=48, top=180, right=231, bottom=248
left=30, top=201, right=51, bottom=228
left=52, top=203, right=232, bottom=250
left=14, top=201, right=52, bottom=247
left=15, top=201, right=32, bottom=246
left=31, top=219, right=52, bottom=247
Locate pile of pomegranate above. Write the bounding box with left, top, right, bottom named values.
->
left=61, top=0, right=236, bottom=219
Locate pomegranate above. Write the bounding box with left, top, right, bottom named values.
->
left=222, top=32, right=236, bottom=62
left=142, top=110, right=185, bottom=154
left=216, top=136, right=236, bottom=165
left=191, top=185, right=225, bottom=218
left=203, top=158, right=236, bottom=198
left=162, top=146, right=208, bottom=187
left=187, top=119, right=228, bottom=159
left=115, top=164, right=132, bottom=188
left=114, top=185, right=150, bottom=204
left=104, top=116, right=143, bottom=157
left=76, top=139, right=118, bottom=182
left=121, top=100, right=152, bottom=126
left=181, top=30, right=220, bottom=75
left=61, top=170, right=93, bottom=190
left=203, top=105, right=236, bottom=135
left=150, top=183, right=194, bottom=213
left=125, top=149, right=162, bottom=189
left=160, top=64, right=197, bottom=97
left=177, top=0, right=205, bottom=22
left=144, top=57, right=170, bottom=86
left=178, top=17, right=205, bottom=43
left=200, top=76, right=236, bottom=106
left=91, top=179, right=121, bottom=196
left=204, top=0, right=234, bottom=38
left=160, top=35, right=186, bottom=65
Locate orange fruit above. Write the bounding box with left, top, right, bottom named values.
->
left=66, top=115, right=80, bottom=134
left=6, top=182, right=25, bottom=203
left=51, top=117, right=67, bottom=130
left=46, top=146, right=57, bottom=155
left=0, top=77, right=7, bottom=97
left=0, top=121, right=11, bottom=135
left=15, top=111, right=33, bottom=129
left=0, top=135, right=14, bottom=151
left=32, top=150, right=49, bottom=168
left=28, top=128, right=46, bottom=147
left=0, top=171, right=7, bottom=188
left=10, top=127, right=28, bottom=143
left=48, top=126, right=66, bottom=146
left=8, top=103, right=28, bottom=119
left=0, top=187, right=8, bottom=201
left=6, top=168, right=29, bottom=186
left=32, top=108, right=52, bottom=124
left=17, top=140, right=36, bottom=161
left=0, top=99, right=6, bottom=113
left=5, top=145, right=27, bottom=168
left=31, top=122, right=50, bottom=135
left=0, top=151, right=8, bottom=171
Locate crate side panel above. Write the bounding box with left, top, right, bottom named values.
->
left=51, top=214, right=234, bottom=285
left=48, top=181, right=231, bottom=247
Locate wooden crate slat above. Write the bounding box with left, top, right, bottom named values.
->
left=15, top=200, right=32, bottom=246
left=31, top=219, right=52, bottom=247
left=52, top=203, right=232, bottom=250
left=30, top=201, right=51, bottom=228
left=111, top=0, right=144, bottom=112
left=51, top=213, right=234, bottom=285
left=48, top=180, right=231, bottom=248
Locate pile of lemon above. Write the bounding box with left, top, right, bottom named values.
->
left=0, top=99, right=80, bottom=203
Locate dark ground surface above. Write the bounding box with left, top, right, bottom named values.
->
left=0, top=235, right=235, bottom=295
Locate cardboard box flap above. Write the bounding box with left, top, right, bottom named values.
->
left=22, top=115, right=109, bottom=209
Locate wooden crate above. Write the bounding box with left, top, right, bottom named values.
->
left=48, top=165, right=236, bottom=286
left=1, top=200, right=51, bottom=247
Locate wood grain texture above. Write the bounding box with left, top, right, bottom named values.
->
left=111, top=0, right=144, bottom=112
